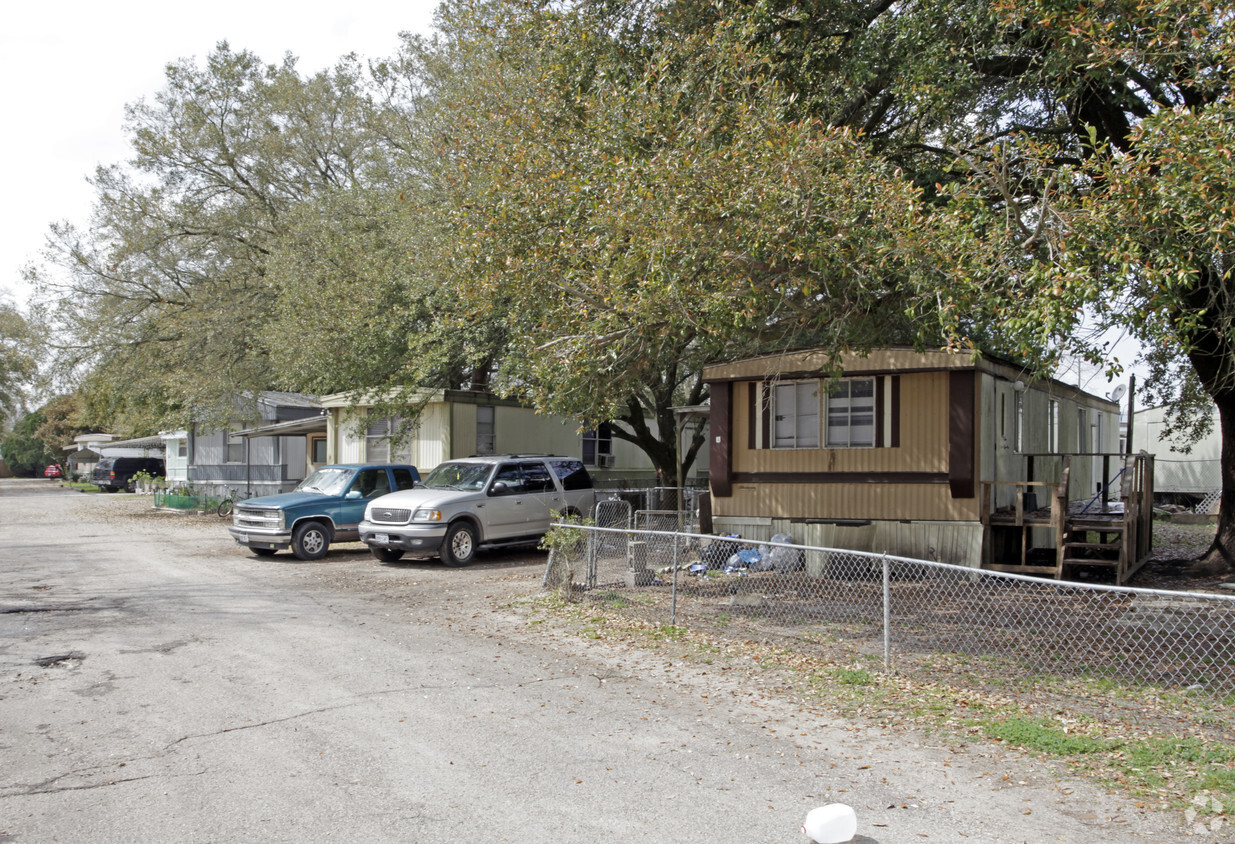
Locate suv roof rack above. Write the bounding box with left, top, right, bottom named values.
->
left=465, top=453, right=561, bottom=459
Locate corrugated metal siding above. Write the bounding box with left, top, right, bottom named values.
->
left=338, top=424, right=363, bottom=463
left=725, top=479, right=980, bottom=522
left=712, top=516, right=984, bottom=568
left=407, top=404, right=447, bottom=469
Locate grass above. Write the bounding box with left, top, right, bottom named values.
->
left=833, top=667, right=875, bottom=686
left=976, top=716, right=1110, bottom=755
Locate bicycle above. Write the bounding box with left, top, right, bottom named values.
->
left=217, top=487, right=255, bottom=518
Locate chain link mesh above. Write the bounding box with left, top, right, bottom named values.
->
left=545, top=522, right=1235, bottom=699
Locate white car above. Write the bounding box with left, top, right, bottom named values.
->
left=359, top=455, right=595, bottom=565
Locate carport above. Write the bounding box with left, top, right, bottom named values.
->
left=233, top=413, right=328, bottom=493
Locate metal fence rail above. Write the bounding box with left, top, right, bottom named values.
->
left=544, top=523, right=1235, bottom=698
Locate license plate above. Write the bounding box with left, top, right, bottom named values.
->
left=373, top=533, right=389, bottom=544
left=237, top=533, right=248, bottom=544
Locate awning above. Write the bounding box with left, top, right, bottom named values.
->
left=235, top=416, right=328, bottom=439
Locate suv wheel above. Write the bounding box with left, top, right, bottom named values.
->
left=442, top=521, right=477, bottom=567
left=291, top=521, right=330, bottom=561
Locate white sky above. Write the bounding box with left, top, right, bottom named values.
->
left=0, top=0, right=439, bottom=309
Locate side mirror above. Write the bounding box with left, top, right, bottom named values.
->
left=345, top=490, right=363, bottom=500
left=489, top=481, right=509, bottom=496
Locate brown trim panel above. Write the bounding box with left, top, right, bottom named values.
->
left=875, top=377, right=885, bottom=448
left=731, top=471, right=948, bottom=485
left=948, top=370, right=976, bottom=498
left=747, top=382, right=756, bottom=451
left=710, top=381, right=733, bottom=497
left=890, top=375, right=901, bottom=448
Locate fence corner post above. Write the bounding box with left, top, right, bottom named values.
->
left=882, top=553, right=892, bottom=672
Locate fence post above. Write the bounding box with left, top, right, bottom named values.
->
left=671, top=534, right=679, bottom=626
left=882, top=553, right=891, bottom=671
left=587, top=526, right=598, bottom=589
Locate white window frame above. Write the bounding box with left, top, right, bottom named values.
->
left=366, top=416, right=396, bottom=464
left=772, top=380, right=821, bottom=449
left=226, top=428, right=244, bottom=464
left=824, top=377, right=876, bottom=449
left=476, top=406, right=496, bottom=455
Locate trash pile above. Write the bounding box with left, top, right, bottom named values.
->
left=686, top=533, right=805, bottom=576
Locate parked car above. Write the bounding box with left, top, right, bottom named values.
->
left=228, top=464, right=420, bottom=561
left=43, top=464, right=63, bottom=479
left=91, top=456, right=166, bottom=492
left=359, top=454, right=594, bottom=565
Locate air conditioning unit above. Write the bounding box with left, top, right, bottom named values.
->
left=596, top=454, right=616, bottom=468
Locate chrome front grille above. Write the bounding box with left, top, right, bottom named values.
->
left=368, top=507, right=412, bottom=525
left=233, top=507, right=283, bottom=530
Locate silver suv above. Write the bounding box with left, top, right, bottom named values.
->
left=358, top=455, right=595, bottom=565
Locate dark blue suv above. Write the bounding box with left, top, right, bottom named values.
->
left=228, top=464, right=420, bottom=560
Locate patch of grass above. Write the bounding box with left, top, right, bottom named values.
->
left=1126, top=737, right=1235, bottom=794
left=652, top=625, right=687, bottom=641
left=833, top=667, right=875, bottom=686
left=976, top=716, right=1111, bottom=755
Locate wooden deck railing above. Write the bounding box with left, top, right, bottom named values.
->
left=981, top=452, right=1154, bottom=583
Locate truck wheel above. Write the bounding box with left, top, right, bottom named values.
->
left=291, top=521, right=330, bottom=561
left=371, top=547, right=404, bottom=563
left=441, top=521, right=477, bottom=567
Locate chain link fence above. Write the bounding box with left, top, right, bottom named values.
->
left=544, top=522, right=1235, bottom=699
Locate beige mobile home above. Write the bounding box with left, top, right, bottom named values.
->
left=703, top=347, right=1149, bottom=581
left=318, top=389, right=705, bottom=482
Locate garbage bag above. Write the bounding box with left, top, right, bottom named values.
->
left=767, top=533, right=805, bottom=572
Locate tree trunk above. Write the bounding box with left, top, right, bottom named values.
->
left=1182, top=266, right=1235, bottom=575
left=1191, top=397, right=1235, bottom=575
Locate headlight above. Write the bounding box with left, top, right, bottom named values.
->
left=413, top=509, right=443, bottom=522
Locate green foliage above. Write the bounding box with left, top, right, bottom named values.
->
left=1, top=411, right=56, bottom=475
left=0, top=300, right=37, bottom=424
left=30, top=44, right=388, bottom=432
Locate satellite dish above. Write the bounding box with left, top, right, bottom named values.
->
left=1108, top=384, right=1127, bottom=402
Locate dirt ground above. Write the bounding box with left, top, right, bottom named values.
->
left=1129, top=519, right=1235, bottom=593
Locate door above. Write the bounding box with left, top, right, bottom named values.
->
left=518, top=460, right=558, bottom=533
left=483, top=462, right=531, bottom=540
left=336, top=467, right=392, bottom=530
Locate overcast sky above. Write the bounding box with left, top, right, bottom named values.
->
left=1, top=0, right=439, bottom=308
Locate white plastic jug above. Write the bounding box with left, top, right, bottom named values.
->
left=801, top=803, right=857, bottom=843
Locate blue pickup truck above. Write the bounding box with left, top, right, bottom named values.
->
left=228, top=464, right=420, bottom=560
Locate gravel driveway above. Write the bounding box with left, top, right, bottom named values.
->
left=0, top=479, right=1195, bottom=842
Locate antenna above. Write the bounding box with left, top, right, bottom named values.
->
left=1108, top=384, right=1127, bottom=403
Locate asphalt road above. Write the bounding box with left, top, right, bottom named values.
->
left=0, top=478, right=1188, bottom=842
